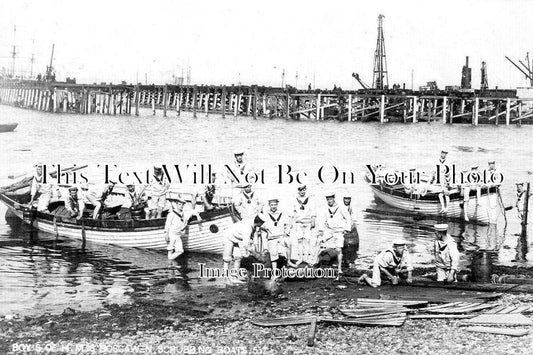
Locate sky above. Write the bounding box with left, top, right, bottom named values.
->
left=0, top=0, right=532, bottom=89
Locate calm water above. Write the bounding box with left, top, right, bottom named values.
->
left=0, top=105, right=532, bottom=316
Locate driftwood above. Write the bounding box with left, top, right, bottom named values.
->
left=409, top=314, right=475, bottom=320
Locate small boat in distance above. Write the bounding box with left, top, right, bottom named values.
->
left=364, top=173, right=504, bottom=224
left=0, top=123, right=18, bottom=133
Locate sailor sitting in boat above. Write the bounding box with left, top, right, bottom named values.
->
left=317, top=191, right=351, bottom=275
left=192, top=172, right=219, bottom=212
left=289, top=184, right=317, bottom=266
left=165, top=194, right=201, bottom=263
left=65, top=186, right=81, bottom=219
left=358, top=239, right=413, bottom=287
left=29, top=164, right=61, bottom=212
left=234, top=183, right=263, bottom=221
left=119, top=179, right=148, bottom=220
left=434, top=224, right=460, bottom=282
left=261, top=196, right=291, bottom=275
left=222, top=214, right=266, bottom=283
left=80, top=181, right=116, bottom=219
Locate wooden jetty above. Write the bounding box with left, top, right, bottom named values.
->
left=1, top=79, right=533, bottom=125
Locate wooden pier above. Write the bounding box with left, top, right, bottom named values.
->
left=1, top=79, right=532, bottom=125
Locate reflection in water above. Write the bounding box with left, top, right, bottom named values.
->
left=0, top=214, right=223, bottom=316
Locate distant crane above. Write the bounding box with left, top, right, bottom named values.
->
left=505, top=54, right=533, bottom=86
left=352, top=73, right=370, bottom=89
left=372, top=14, right=388, bottom=90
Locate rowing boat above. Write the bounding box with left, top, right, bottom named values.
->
left=0, top=179, right=237, bottom=254
left=364, top=174, right=503, bottom=224
left=0, top=123, right=18, bottom=132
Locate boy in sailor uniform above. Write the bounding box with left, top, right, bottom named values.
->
left=433, top=224, right=460, bottom=282
left=148, top=166, right=169, bottom=219
left=289, top=184, right=317, bottom=266
left=29, top=164, right=60, bottom=212
left=165, top=194, right=201, bottom=262
left=317, top=191, right=351, bottom=275
left=359, top=239, right=413, bottom=287
left=234, top=183, right=263, bottom=221
left=261, top=196, right=291, bottom=275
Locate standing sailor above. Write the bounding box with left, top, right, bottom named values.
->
left=228, top=150, right=252, bottom=183
left=434, top=224, right=460, bottom=282
left=234, top=183, right=263, bottom=221
left=262, top=196, right=291, bottom=274
left=29, top=164, right=60, bottom=212
left=222, top=214, right=266, bottom=283
left=434, top=150, right=451, bottom=213
left=358, top=239, right=413, bottom=287
left=148, top=166, right=169, bottom=219
left=290, top=184, right=317, bottom=266
left=165, top=194, right=201, bottom=262
left=317, top=191, right=351, bottom=275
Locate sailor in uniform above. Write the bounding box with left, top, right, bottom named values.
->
left=148, top=166, right=169, bottom=219
left=434, top=224, right=460, bottom=282
left=262, top=196, right=291, bottom=275
left=289, top=184, right=317, bottom=266
left=120, top=179, right=147, bottom=220
left=84, top=181, right=116, bottom=219
left=228, top=150, right=252, bottom=183
left=29, top=164, right=60, bottom=212
left=165, top=194, right=201, bottom=263
left=234, top=183, right=263, bottom=221
left=222, top=214, right=266, bottom=283
left=65, top=186, right=81, bottom=218
left=192, top=172, right=218, bottom=211
left=358, top=239, right=413, bottom=287
left=462, top=165, right=481, bottom=221
left=317, top=191, right=351, bottom=275
left=434, top=150, right=451, bottom=213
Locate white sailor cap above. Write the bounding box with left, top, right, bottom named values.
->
left=324, top=190, right=336, bottom=198
left=153, top=165, right=163, bottom=171
left=343, top=192, right=352, bottom=199
left=434, top=223, right=448, bottom=231
left=488, top=160, right=495, bottom=165
left=238, top=183, right=252, bottom=188
left=516, top=182, right=524, bottom=186
left=471, top=165, right=479, bottom=170
left=167, top=192, right=186, bottom=203
left=80, top=183, right=89, bottom=190
left=392, top=238, right=407, bottom=246
left=297, top=184, right=307, bottom=191
left=267, top=195, right=279, bottom=203
left=233, top=149, right=244, bottom=156
left=441, top=150, right=448, bottom=155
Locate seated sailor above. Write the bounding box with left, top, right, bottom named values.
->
left=29, top=164, right=60, bottom=212
left=65, top=186, right=81, bottom=219
left=119, top=178, right=147, bottom=219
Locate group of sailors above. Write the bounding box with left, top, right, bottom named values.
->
left=220, top=185, right=357, bottom=282
left=28, top=164, right=172, bottom=220
left=400, top=150, right=501, bottom=221
left=358, top=223, right=460, bottom=287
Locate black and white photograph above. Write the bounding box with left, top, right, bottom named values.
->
left=1, top=1, right=533, bottom=354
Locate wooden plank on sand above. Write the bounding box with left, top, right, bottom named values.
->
left=307, top=317, right=317, bottom=347
left=465, top=326, right=530, bottom=337
left=252, top=316, right=314, bottom=327
left=462, top=314, right=533, bottom=326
